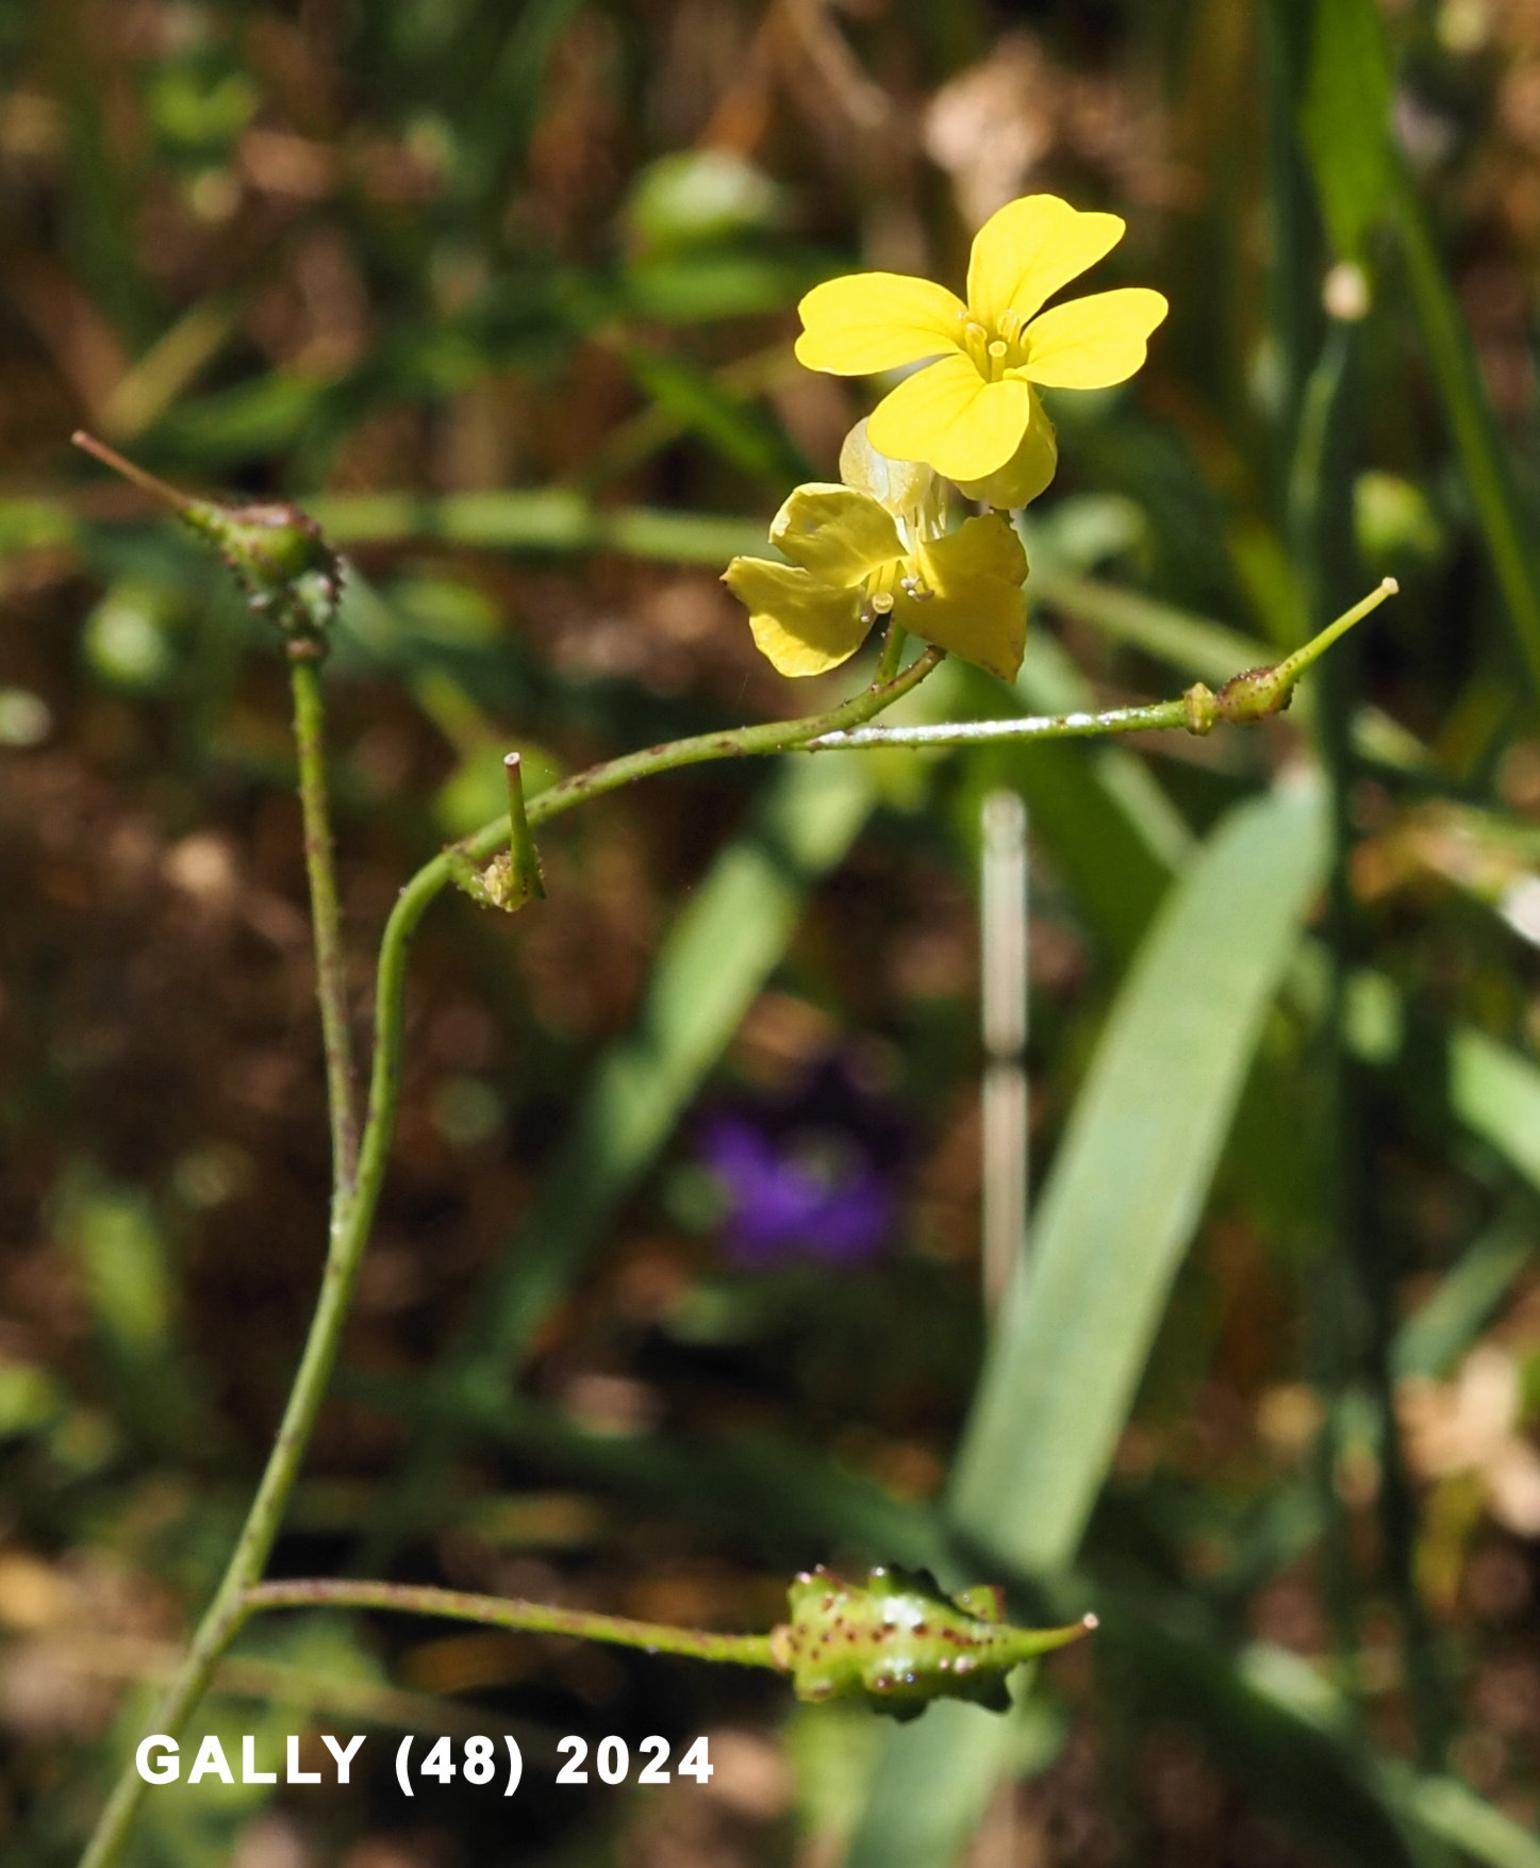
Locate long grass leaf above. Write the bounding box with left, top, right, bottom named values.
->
left=843, top=782, right=1330, bottom=1868
left=951, top=779, right=1329, bottom=1565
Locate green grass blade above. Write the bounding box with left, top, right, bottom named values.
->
left=842, top=783, right=1330, bottom=1868
left=1337, top=967, right=1540, bottom=1193
left=1392, top=162, right=1540, bottom=702
left=951, top=779, right=1330, bottom=1566
left=1298, top=0, right=1392, bottom=263
left=1394, top=1204, right=1535, bottom=1381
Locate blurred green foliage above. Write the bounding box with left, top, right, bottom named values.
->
left=4, top=1, right=1540, bottom=1865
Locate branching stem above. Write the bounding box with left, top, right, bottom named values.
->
left=74, top=642, right=940, bottom=1868
left=76, top=579, right=1393, bottom=1868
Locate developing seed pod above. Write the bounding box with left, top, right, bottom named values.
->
left=181, top=498, right=344, bottom=648
left=769, top=1564, right=1095, bottom=1721
left=72, top=433, right=343, bottom=652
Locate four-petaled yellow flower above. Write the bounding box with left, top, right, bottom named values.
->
left=795, top=194, right=1168, bottom=484
left=723, top=482, right=1028, bottom=682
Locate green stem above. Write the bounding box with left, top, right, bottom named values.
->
left=290, top=657, right=359, bottom=1195
left=875, top=619, right=908, bottom=683
left=243, top=1580, right=779, bottom=1670
left=503, top=752, right=545, bottom=903
left=75, top=1156, right=376, bottom=1868
left=76, top=582, right=1387, bottom=1868
left=805, top=582, right=1398, bottom=753
left=74, top=645, right=942, bottom=1868
left=522, top=643, right=943, bottom=831
left=78, top=653, right=363, bottom=1868
left=806, top=696, right=1189, bottom=752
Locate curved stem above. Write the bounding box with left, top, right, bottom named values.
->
left=523, top=643, right=943, bottom=832
left=76, top=580, right=1389, bottom=1868
left=244, top=1580, right=779, bottom=1670
left=290, top=657, right=359, bottom=1195
left=75, top=645, right=941, bottom=1868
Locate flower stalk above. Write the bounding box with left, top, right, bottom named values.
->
left=243, top=1580, right=779, bottom=1670
left=504, top=753, right=546, bottom=903
left=805, top=580, right=1399, bottom=753
left=72, top=424, right=1393, bottom=1868
left=290, top=659, right=360, bottom=1197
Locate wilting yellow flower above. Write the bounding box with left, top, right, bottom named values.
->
left=723, top=480, right=1028, bottom=681
left=795, top=194, right=1167, bottom=485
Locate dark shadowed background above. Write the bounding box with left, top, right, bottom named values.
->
left=3, top=1, right=1540, bottom=1864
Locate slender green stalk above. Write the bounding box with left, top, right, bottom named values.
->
left=74, top=644, right=941, bottom=1868
left=290, top=657, right=359, bottom=1195
left=807, top=696, right=1189, bottom=751
left=75, top=1163, right=360, bottom=1857
left=875, top=619, right=908, bottom=683
left=808, top=582, right=1398, bottom=753
left=503, top=752, right=545, bottom=902
left=244, top=1579, right=779, bottom=1670
left=523, top=643, right=942, bottom=829
left=76, top=587, right=1387, bottom=1868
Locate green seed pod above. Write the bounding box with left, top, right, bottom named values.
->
left=181, top=498, right=343, bottom=647
left=770, top=1564, right=1095, bottom=1721
left=71, top=434, right=342, bottom=652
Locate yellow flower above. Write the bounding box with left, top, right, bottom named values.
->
left=723, top=481, right=1028, bottom=682
left=794, top=194, right=1167, bottom=484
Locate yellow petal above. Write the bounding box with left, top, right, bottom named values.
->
left=838, top=417, right=941, bottom=520
left=904, top=514, right=1028, bottom=682
left=966, top=195, right=1125, bottom=329
left=722, top=557, right=870, bottom=676
left=952, top=387, right=1058, bottom=509
left=770, top=482, right=903, bottom=586
left=795, top=273, right=966, bottom=374
left=866, top=355, right=1031, bottom=481
left=1017, top=287, right=1169, bottom=390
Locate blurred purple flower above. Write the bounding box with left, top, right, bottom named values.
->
left=697, top=1058, right=907, bottom=1269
